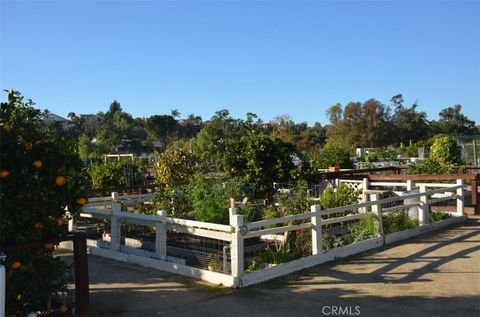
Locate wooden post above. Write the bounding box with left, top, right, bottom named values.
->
left=419, top=184, right=429, bottom=226
left=154, top=210, right=167, bottom=260
left=73, top=232, right=90, bottom=317
left=110, top=203, right=121, bottom=251
left=0, top=264, right=4, bottom=317
left=311, top=205, right=322, bottom=255
left=371, top=194, right=384, bottom=237
left=456, top=179, right=464, bottom=217
left=471, top=175, right=478, bottom=207
left=230, top=214, right=244, bottom=287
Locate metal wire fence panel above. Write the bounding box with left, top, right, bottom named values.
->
left=321, top=215, right=380, bottom=251
left=166, top=231, right=231, bottom=274
left=244, top=228, right=313, bottom=273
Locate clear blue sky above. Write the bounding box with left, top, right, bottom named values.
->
left=1, top=0, right=479, bottom=125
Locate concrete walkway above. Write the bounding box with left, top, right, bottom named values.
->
left=61, top=216, right=480, bottom=317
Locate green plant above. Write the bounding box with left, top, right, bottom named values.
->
left=430, top=211, right=451, bottom=222
left=89, top=160, right=143, bottom=190
left=1, top=90, right=87, bottom=315
left=207, top=253, right=222, bottom=272
left=343, top=214, right=379, bottom=244
left=383, top=210, right=419, bottom=234
left=319, top=184, right=361, bottom=210
left=153, top=185, right=192, bottom=219
left=313, top=146, right=354, bottom=169
left=430, top=135, right=462, bottom=165
left=260, top=244, right=294, bottom=265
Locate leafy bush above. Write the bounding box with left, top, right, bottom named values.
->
left=313, top=147, right=354, bottom=169
left=407, top=135, right=463, bottom=175
left=154, top=146, right=199, bottom=189
left=343, top=214, right=379, bottom=244
left=1, top=90, right=87, bottom=314
left=189, top=174, right=254, bottom=224
left=319, top=184, right=361, bottom=210
left=153, top=185, right=192, bottom=219
left=430, top=211, right=451, bottom=222
left=383, top=210, right=419, bottom=234
left=89, top=160, right=143, bottom=190
left=430, top=135, right=462, bottom=165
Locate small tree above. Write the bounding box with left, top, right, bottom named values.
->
left=407, top=135, right=463, bottom=175
left=429, top=135, right=462, bottom=165
left=1, top=90, right=87, bottom=314
left=312, top=146, right=354, bottom=169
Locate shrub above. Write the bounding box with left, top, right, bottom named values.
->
left=383, top=210, right=419, bottom=234
left=1, top=90, right=87, bottom=314
left=407, top=135, right=463, bottom=175
left=319, top=184, right=361, bottom=210
left=313, top=147, right=354, bottom=169
left=89, top=160, right=144, bottom=190
left=189, top=174, right=251, bottom=224
left=430, top=211, right=451, bottom=222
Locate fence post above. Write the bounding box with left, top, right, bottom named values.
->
left=0, top=264, right=4, bottom=317
left=311, top=205, right=322, bottom=255
left=371, top=194, right=384, bottom=237
left=229, top=198, right=237, bottom=220
left=73, top=232, right=90, bottom=317
left=110, top=203, right=121, bottom=251
left=230, top=214, right=244, bottom=287
left=154, top=210, right=167, bottom=260
left=419, top=184, right=429, bottom=226
left=456, top=179, right=464, bottom=217
left=407, top=180, right=415, bottom=191
left=362, top=178, right=369, bottom=201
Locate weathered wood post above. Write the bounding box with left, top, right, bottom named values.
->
left=311, top=205, right=322, bottom=255
left=155, top=210, right=167, bottom=260
left=229, top=207, right=244, bottom=287
left=73, top=232, right=90, bottom=317
left=456, top=179, right=464, bottom=217
left=110, top=201, right=122, bottom=251
left=370, top=194, right=384, bottom=237
left=418, top=184, right=429, bottom=226
left=0, top=263, right=4, bottom=317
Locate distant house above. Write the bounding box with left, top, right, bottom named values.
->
left=44, top=113, right=68, bottom=123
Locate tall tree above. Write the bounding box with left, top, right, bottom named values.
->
left=431, top=104, right=478, bottom=136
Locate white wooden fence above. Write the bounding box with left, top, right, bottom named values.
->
left=68, top=180, right=467, bottom=288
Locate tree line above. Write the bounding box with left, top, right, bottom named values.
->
left=60, top=93, right=478, bottom=162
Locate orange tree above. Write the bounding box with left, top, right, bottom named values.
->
left=0, top=90, right=87, bottom=315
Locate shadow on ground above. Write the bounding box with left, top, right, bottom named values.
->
left=59, top=217, right=480, bottom=317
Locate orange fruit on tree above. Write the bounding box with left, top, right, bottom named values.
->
left=44, top=243, right=54, bottom=250
left=34, top=223, right=43, bottom=229
left=33, top=160, right=43, bottom=169
left=76, top=197, right=88, bottom=206
left=10, top=261, right=21, bottom=269
left=24, top=142, right=33, bottom=151
left=55, top=175, right=66, bottom=186
left=0, top=170, right=10, bottom=178
left=2, top=123, right=12, bottom=132
left=57, top=218, right=64, bottom=226
left=58, top=305, right=68, bottom=313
